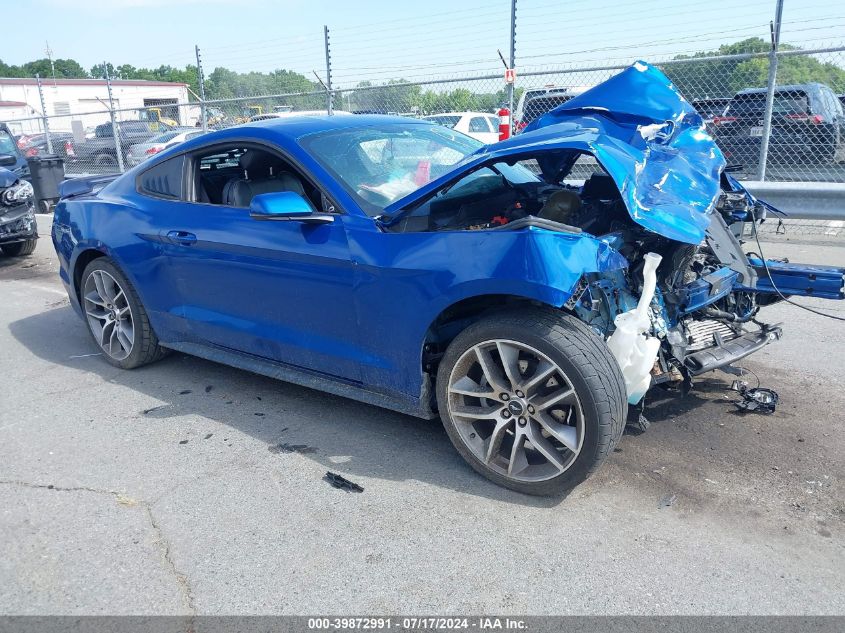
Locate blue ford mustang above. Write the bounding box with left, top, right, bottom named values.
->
left=52, top=63, right=844, bottom=495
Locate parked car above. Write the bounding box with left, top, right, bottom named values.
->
left=422, top=112, right=500, bottom=143
left=52, top=62, right=844, bottom=496
left=713, top=83, right=845, bottom=165
left=515, top=90, right=584, bottom=133
left=17, top=132, right=75, bottom=160
left=691, top=97, right=731, bottom=135
left=0, top=164, right=37, bottom=257
left=127, top=128, right=206, bottom=166
left=66, top=120, right=173, bottom=171
left=0, top=123, right=30, bottom=181
left=514, top=86, right=589, bottom=132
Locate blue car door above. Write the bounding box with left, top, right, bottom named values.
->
left=158, top=146, right=362, bottom=383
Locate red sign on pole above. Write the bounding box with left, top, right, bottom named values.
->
left=504, top=68, right=516, bottom=84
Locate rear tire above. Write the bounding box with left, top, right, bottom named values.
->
left=80, top=258, right=168, bottom=369
left=1, top=239, right=37, bottom=257
left=436, top=309, right=627, bottom=496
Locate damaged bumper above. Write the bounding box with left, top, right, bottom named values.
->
left=683, top=325, right=782, bottom=375
left=0, top=203, right=37, bottom=245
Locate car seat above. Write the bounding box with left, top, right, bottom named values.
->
left=223, top=150, right=306, bottom=208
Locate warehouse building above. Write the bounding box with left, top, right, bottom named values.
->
left=0, top=77, right=191, bottom=134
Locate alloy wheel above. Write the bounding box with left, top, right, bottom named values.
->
left=83, top=269, right=135, bottom=361
left=447, top=339, right=585, bottom=483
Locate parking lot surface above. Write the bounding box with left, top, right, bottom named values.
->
left=1, top=216, right=844, bottom=615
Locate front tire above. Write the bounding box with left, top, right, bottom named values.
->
left=1, top=239, right=37, bottom=257
left=80, top=258, right=167, bottom=369
left=436, top=309, right=627, bottom=496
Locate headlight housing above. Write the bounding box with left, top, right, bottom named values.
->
left=1, top=180, right=34, bottom=206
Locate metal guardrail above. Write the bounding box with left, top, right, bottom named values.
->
left=742, top=181, right=845, bottom=220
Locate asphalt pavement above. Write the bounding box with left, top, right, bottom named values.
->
left=1, top=216, right=844, bottom=615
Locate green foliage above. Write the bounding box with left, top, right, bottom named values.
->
left=349, top=80, right=508, bottom=114
left=664, top=37, right=845, bottom=99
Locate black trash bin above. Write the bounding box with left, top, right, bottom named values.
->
left=26, top=154, right=65, bottom=213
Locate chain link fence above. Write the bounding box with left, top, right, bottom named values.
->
left=3, top=45, right=844, bottom=188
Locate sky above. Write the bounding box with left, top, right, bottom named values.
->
left=2, top=0, right=843, bottom=89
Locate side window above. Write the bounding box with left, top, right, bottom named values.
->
left=486, top=116, right=499, bottom=131
left=137, top=155, right=184, bottom=200
left=191, top=144, right=323, bottom=211
left=469, top=116, right=491, bottom=133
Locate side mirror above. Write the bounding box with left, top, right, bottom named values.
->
left=0, top=154, right=18, bottom=167
left=249, top=191, right=334, bottom=224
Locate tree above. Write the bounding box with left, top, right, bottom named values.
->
left=664, top=37, right=845, bottom=99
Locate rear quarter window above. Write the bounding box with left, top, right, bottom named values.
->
left=137, top=155, right=185, bottom=200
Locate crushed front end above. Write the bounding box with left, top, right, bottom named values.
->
left=0, top=168, right=37, bottom=249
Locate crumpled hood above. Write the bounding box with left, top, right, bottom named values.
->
left=385, top=62, right=726, bottom=245
left=524, top=61, right=726, bottom=244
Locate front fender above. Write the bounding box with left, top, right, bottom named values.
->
left=347, top=224, right=628, bottom=398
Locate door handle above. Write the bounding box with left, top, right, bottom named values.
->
left=166, top=230, right=197, bottom=246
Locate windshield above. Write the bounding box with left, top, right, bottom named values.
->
left=150, top=131, right=181, bottom=143
left=522, top=95, right=574, bottom=126
left=0, top=130, right=18, bottom=156
left=726, top=90, right=810, bottom=117
left=299, top=123, right=482, bottom=215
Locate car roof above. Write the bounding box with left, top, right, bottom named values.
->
left=240, top=113, right=431, bottom=138
left=734, top=83, right=825, bottom=96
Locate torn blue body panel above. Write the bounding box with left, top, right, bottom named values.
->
left=677, top=268, right=741, bottom=314
left=345, top=220, right=628, bottom=396
left=386, top=63, right=726, bottom=246
left=525, top=62, right=726, bottom=245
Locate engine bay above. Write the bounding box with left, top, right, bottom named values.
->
left=391, top=165, right=632, bottom=236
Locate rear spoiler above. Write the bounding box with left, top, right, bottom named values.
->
left=59, top=173, right=120, bottom=200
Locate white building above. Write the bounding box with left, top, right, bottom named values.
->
left=0, top=77, right=191, bottom=134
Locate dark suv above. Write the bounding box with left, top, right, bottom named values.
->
left=713, top=83, right=845, bottom=166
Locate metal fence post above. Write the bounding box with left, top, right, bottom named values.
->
left=35, top=73, right=53, bottom=154
left=195, top=45, right=209, bottom=132
left=757, top=0, right=785, bottom=181
left=508, top=0, right=517, bottom=128
left=103, top=62, right=125, bottom=173
left=324, top=25, right=334, bottom=115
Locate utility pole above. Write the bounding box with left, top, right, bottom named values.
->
left=324, top=25, right=334, bottom=115
left=195, top=45, right=208, bottom=132
left=45, top=41, right=57, bottom=87
left=508, top=0, right=517, bottom=129
left=103, top=62, right=125, bottom=173
left=757, top=0, right=785, bottom=181
left=35, top=74, right=53, bottom=154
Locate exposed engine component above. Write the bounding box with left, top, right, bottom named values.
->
left=607, top=252, right=663, bottom=405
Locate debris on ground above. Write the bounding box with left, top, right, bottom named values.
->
left=204, top=433, right=213, bottom=440
left=324, top=472, right=364, bottom=493
left=178, top=439, right=188, bottom=445
left=205, top=385, right=214, bottom=393
left=658, top=494, right=677, bottom=509
left=178, top=389, right=191, bottom=395
left=141, top=405, right=167, bottom=415
left=625, top=410, right=651, bottom=435
left=730, top=380, right=779, bottom=414
left=269, top=443, right=316, bottom=455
